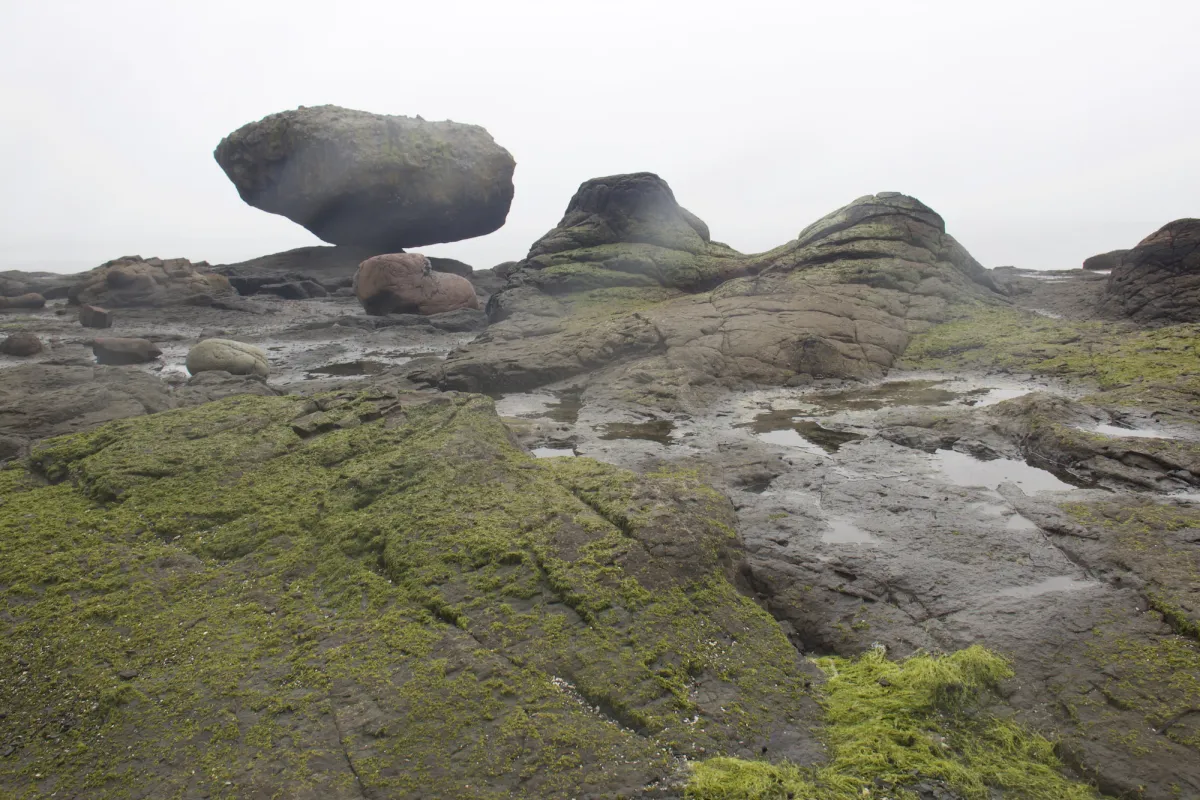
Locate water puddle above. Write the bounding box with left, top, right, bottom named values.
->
left=934, top=449, right=1079, bottom=493
left=966, top=387, right=1032, bottom=407
left=308, top=360, right=389, bottom=377
left=494, top=388, right=584, bottom=424
left=997, top=576, right=1097, bottom=598
left=1090, top=423, right=1172, bottom=439
left=598, top=420, right=675, bottom=445
left=532, top=446, right=577, bottom=458
left=807, top=380, right=962, bottom=412
left=756, top=429, right=827, bottom=456
left=739, top=411, right=866, bottom=453
left=544, top=389, right=584, bottom=424
left=821, top=518, right=879, bottom=545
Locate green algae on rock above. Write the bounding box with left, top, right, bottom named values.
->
left=686, top=646, right=1099, bottom=799
left=0, top=390, right=815, bottom=799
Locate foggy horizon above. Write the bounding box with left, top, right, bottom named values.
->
left=2, top=0, right=1197, bottom=274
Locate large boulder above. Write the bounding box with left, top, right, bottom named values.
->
left=0, top=293, right=45, bottom=310
left=354, top=253, right=481, bottom=316
left=1083, top=248, right=1130, bottom=271
left=0, top=333, right=43, bottom=357
left=69, top=256, right=235, bottom=308
left=1103, top=219, right=1200, bottom=323
left=214, top=105, right=516, bottom=250
left=414, top=181, right=999, bottom=394
left=186, top=338, right=270, bottom=378
left=92, top=337, right=162, bottom=365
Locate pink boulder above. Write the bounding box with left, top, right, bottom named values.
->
left=354, top=253, right=480, bottom=317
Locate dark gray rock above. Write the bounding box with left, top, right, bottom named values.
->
left=1103, top=219, right=1200, bottom=323
left=214, top=105, right=516, bottom=250
left=0, top=333, right=43, bottom=357
left=1082, top=248, right=1130, bottom=271
left=79, top=304, right=113, bottom=328
left=92, top=337, right=162, bottom=365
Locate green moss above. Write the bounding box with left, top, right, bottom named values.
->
left=902, top=305, right=1200, bottom=405
left=687, top=646, right=1099, bottom=799
left=0, top=391, right=809, bottom=798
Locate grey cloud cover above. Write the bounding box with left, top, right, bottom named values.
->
left=1, top=0, right=1196, bottom=273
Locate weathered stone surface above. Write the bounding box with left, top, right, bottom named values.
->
left=69, top=256, right=235, bottom=308
left=1103, top=219, right=1200, bottom=323
left=0, top=292, right=46, bottom=310
left=213, top=244, right=378, bottom=294
left=214, top=105, right=516, bottom=250
left=354, top=253, right=481, bottom=316
left=0, top=332, right=43, bottom=357
left=0, top=270, right=77, bottom=300
left=416, top=183, right=999, bottom=393
left=427, top=256, right=474, bottom=277
left=91, top=337, right=162, bottom=365
left=78, top=304, right=113, bottom=328
left=186, top=338, right=270, bottom=378
left=258, top=280, right=328, bottom=300
left=1082, top=248, right=1129, bottom=271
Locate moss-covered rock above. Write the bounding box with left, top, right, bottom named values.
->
left=0, top=390, right=815, bottom=799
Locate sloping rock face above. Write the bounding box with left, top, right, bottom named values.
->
left=1103, top=219, right=1200, bottom=323
left=1082, top=248, right=1129, bottom=271
left=417, top=181, right=999, bottom=393
left=69, top=256, right=235, bottom=308
left=354, top=253, right=481, bottom=316
left=0, top=270, right=77, bottom=300
left=214, top=244, right=379, bottom=295
left=214, top=106, right=516, bottom=250
left=0, top=392, right=815, bottom=798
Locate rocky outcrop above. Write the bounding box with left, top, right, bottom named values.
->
left=0, top=392, right=815, bottom=798
left=415, top=180, right=999, bottom=393
left=186, top=338, right=270, bottom=378
left=69, top=256, right=235, bottom=308
left=213, top=244, right=378, bottom=295
left=92, top=337, right=162, bottom=365
left=1103, top=219, right=1200, bottom=323
left=0, top=293, right=45, bottom=310
left=0, top=270, right=77, bottom=300
left=354, top=253, right=481, bottom=316
left=0, top=333, right=42, bottom=357
left=1083, top=248, right=1129, bottom=271
left=214, top=105, right=516, bottom=250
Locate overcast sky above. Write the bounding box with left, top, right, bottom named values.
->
left=1, top=1, right=1196, bottom=274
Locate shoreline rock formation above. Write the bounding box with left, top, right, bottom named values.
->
left=68, top=255, right=235, bottom=308
left=1103, top=218, right=1200, bottom=323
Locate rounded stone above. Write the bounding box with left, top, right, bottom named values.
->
left=186, top=339, right=270, bottom=378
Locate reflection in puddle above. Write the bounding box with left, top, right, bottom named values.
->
left=808, top=380, right=961, bottom=412
left=740, top=411, right=866, bottom=454
left=997, top=576, right=1097, bottom=598
left=821, top=518, right=878, bottom=545
left=598, top=420, right=675, bottom=445
left=967, top=388, right=1032, bottom=407
left=1091, top=423, right=1172, bottom=439
left=544, top=389, right=584, bottom=424
left=756, top=429, right=827, bottom=456
left=532, top=446, right=577, bottom=458
left=494, top=388, right=584, bottom=424
left=935, top=449, right=1078, bottom=492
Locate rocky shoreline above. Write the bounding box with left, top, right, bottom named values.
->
left=2, top=107, right=1198, bottom=799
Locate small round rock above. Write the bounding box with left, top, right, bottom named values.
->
left=0, top=332, right=44, bottom=357
left=186, top=338, right=270, bottom=378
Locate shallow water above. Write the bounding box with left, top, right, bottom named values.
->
left=997, top=576, right=1097, bottom=598
left=756, top=428, right=827, bottom=456
left=308, top=359, right=388, bottom=376
left=1091, top=423, right=1172, bottom=439
left=532, top=446, right=577, bottom=458
left=807, top=380, right=962, bottom=412
left=821, top=518, right=878, bottom=545
left=740, top=411, right=866, bottom=453
left=598, top=420, right=675, bottom=445
left=935, top=449, right=1078, bottom=492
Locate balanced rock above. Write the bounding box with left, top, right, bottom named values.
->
left=79, top=304, right=113, bottom=328
left=0, top=292, right=46, bottom=310
left=186, top=338, right=270, bottom=378
left=0, top=332, right=43, bottom=357
left=354, top=253, right=481, bottom=316
left=1082, top=249, right=1130, bottom=271
left=69, top=256, right=235, bottom=308
left=92, top=337, right=162, bottom=365
left=1103, top=219, right=1200, bottom=323
left=214, top=105, right=516, bottom=251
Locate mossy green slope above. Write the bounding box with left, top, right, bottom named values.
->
left=0, top=391, right=810, bottom=799
left=687, top=646, right=1099, bottom=800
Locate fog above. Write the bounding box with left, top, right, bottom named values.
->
left=2, top=0, right=1197, bottom=273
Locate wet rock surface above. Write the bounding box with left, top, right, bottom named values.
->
left=2, top=184, right=1199, bottom=798
left=214, top=105, right=517, bottom=250
left=1103, top=218, right=1200, bottom=323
